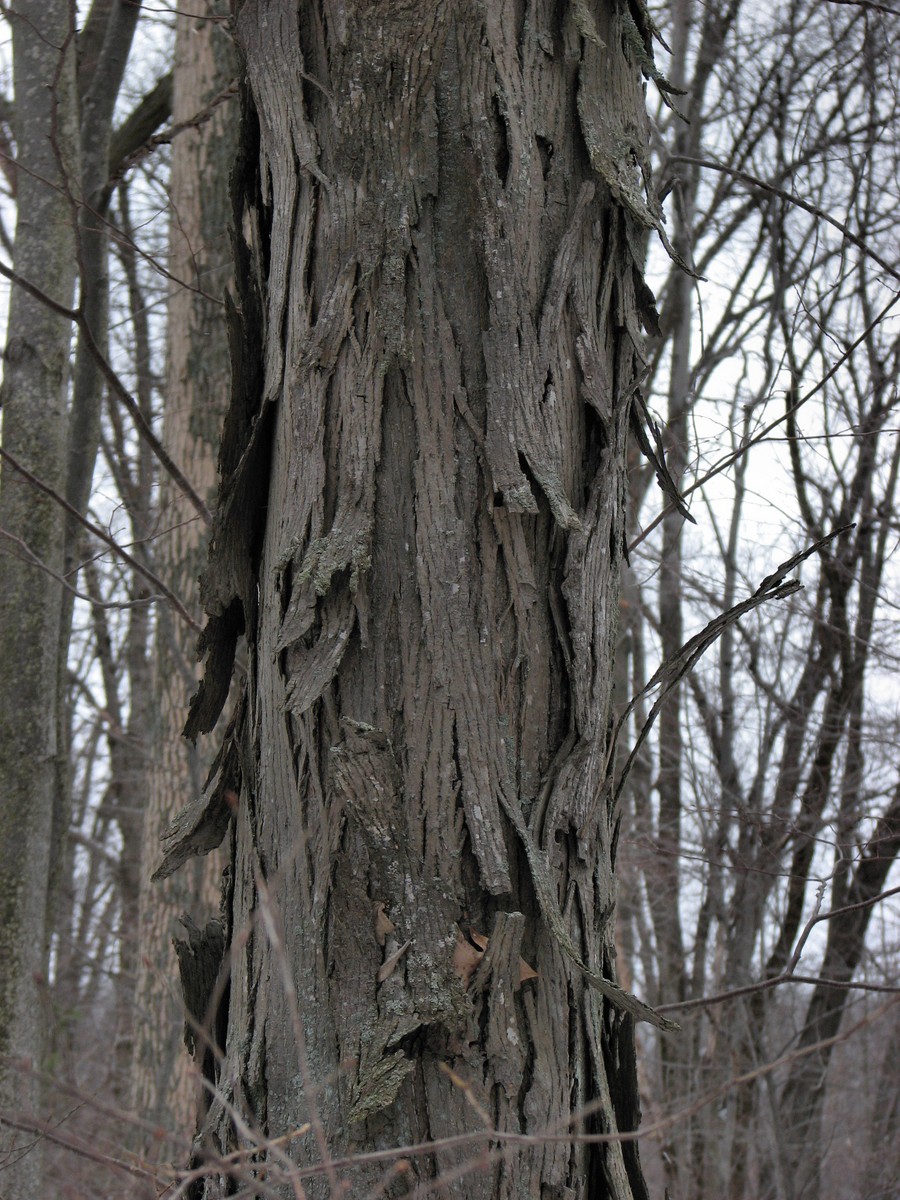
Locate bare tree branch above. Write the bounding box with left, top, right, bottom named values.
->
left=0, top=446, right=201, bottom=632
left=0, top=258, right=212, bottom=525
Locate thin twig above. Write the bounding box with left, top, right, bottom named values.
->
left=0, top=446, right=201, bottom=633
left=0, top=525, right=164, bottom=610
left=0, top=257, right=214, bottom=525
left=630, top=287, right=900, bottom=550
left=672, top=154, right=900, bottom=284
left=657, top=971, right=900, bottom=1015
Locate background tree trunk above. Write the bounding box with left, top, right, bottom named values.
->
left=133, top=0, right=238, bottom=1143
left=0, top=3, right=79, bottom=1195
left=51, top=0, right=143, bottom=1014
left=172, top=3, right=675, bottom=1196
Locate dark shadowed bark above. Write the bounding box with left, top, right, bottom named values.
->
left=165, top=2, right=677, bottom=1196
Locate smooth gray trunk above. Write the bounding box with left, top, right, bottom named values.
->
left=0, top=3, right=79, bottom=1195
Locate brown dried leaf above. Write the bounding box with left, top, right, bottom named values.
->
left=452, top=930, right=485, bottom=986
left=453, top=929, right=538, bottom=989
left=373, top=901, right=396, bottom=947
left=376, top=939, right=411, bottom=983
left=518, top=957, right=539, bottom=984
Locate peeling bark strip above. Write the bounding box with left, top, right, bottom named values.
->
left=183, top=2, right=667, bottom=1196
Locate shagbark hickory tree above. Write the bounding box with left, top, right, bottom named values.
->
left=161, top=1, right=681, bottom=1196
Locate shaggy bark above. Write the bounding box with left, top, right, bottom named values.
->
left=169, top=2, right=674, bottom=1195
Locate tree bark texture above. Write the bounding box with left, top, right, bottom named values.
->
left=133, top=0, right=239, bottom=1143
left=177, top=2, right=671, bottom=1195
left=0, top=2, right=78, bottom=1195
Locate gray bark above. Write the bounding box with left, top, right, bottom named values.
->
left=133, top=0, right=239, bottom=1143
left=0, top=2, right=79, bottom=1195
left=169, top=2, right=672, bottom=1196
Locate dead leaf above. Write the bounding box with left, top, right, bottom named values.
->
left=377, top=939, right=411, bottom=983
left=453, top=928, right=539, bottom=989
left=452, top=930, right=485, bottom=986
left=373, top=901, right=396, bottom=947
left=519, top=957, right=539, bottom=984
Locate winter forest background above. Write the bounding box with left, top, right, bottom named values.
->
left=0, top=1, right=899, bottom=1198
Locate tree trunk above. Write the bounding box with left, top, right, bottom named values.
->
left=133, top=0, right=239, bottom=1143
left=0, top=3, right=79, bottom=1195
left=649, top=3, right=692, bottom=1192
left=173, top=3, right=672, bottom=1195
left=50, top=0, right=143, bottom=969
left=777, top=785, right=900, bottom=1200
